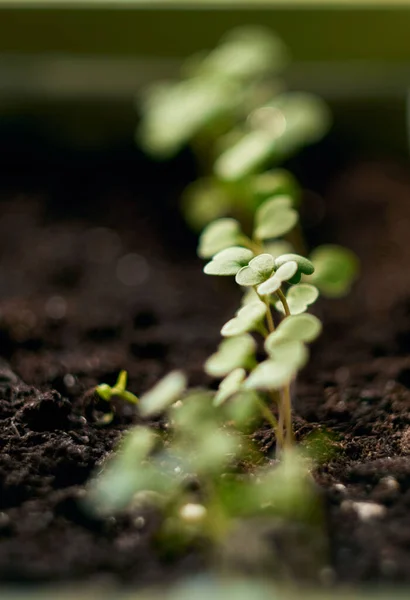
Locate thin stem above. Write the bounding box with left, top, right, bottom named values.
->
left=240, top=235, right=263, bottom=255
left=264, top=298, right=275, bottom=333
left=282, top=383, right=294, bottom=448
left=277, top=287, right=291, bottom=317
left=256, top=396, right=284, bottom=450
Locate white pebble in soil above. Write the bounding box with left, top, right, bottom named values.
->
left=341, top=500, right=386, bottom=521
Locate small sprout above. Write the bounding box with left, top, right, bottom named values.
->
left=257, top=260, right=298, bottom=295
left=275, top=283, right=319, bottom=315
left=254, top=196, right=298, bottom=241
left=204, top=246, right=254, bottom=276
left=205, top=335, right=256, bottom=378
left=214, top=368, right=247, bottom=406
left=221, top=301, right=267, bottom=337
left=235, top=253, right=275, bottom=287
left=139, top=371, right=187, bottom=417
left=309, top=244, right=359, bottom=297
left=95, top=370, right=139, bottom=405
left=198, top=218, right=242, bottom=259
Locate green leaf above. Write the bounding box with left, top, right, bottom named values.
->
left=266, top=314, right=322, bottom=349
left=181, top=177, right=233, bottom=231
left=214, top=92, right=330, bottom=181
left=198, top=218, right=242, bottom=259
left=205, top=334, right=256, bottom=378
left=190, top=26, right=288, bottom=82
left=215, top=130, right=277, bottom=181
left=139, top=371, right=187, bottom=417
left=204, top=246, right=254, bottom=276
left=274, top=253, right=315, bottom=283
left=257, top=260, right=298, bottom=295
left=138, top=77, right=238, bottom=158
left=275, top=283, right=319, bottom=315
left=224, top=390, right=260, bottom=427
left=214, top=368, right=247, bottom=406
left=244, top=359, right=295, bottom=391
left=235, top=253, right=274, bottom=286
left=265, top=339, right=308, bottom=370
left=251, top=169, right=301, bottom=206
left=254, top=196, right=298, bottom=240
left=309, top=244, right=359, bottom=298
left=182, top=428, right=241, bottom=475
left=221, top=301, right=267, bottom=337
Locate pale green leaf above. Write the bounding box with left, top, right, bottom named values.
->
left=309, top=244, right=359, bottom=298
left=251, top=169, right=301, bottom=206
left=191, top=26, right=288, bottom=82
left=205, top=334, right=256, bottom=378
left=254, top=196, right=298, bottom=240
left=181, top=177, right=232, bottom=231
left=244, top=359, right=295, bottom=391
left=198, top=218, right=242, bottom=259
left=266, top=314, right=322, bottom=347
left=274, top=253, right=315, bottom=275
left=257, top=260, right=298, bottom=295
left=214, top=368, right=247, bottom=406
left=265, top=339, right=308, bottom=370
left=215, top=130, right=276, bottom=182
left=275, top=283, right=319, bottom=315
left=221, top=301, right=267, bottom=337
left=138, top=77, right=238, bottom=158
left=204, top=246, right=254, bottom=276
left=139, top=371, right=187, bottom=417
left=235, top=253, right=274, bottom=286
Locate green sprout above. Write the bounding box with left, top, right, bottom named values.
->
left=85, top=387, right=320, bottom=564
left=138, top=26, right=358, bottom=298
left=95, top=370, right=139, bottom=423
left=200, top=196, right=323, bottom=451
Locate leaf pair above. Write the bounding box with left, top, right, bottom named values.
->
left=96, top=370, right=139, bottom=405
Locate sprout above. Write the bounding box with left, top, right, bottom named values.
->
left=95, top=369, right=139, bottom=422
left=205, top=335, right=256, bottom=378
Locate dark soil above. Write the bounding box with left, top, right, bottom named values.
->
left=1, top=147, right=410, bottom=588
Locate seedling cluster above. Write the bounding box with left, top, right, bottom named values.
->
left=138, top=26, right=358, bottom=298
left=85, top=26, right=358, bottom=565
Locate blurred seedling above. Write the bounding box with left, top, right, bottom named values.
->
left=199, top=196, right=324, bottom=451
left=94, top=370, right=138, bottom=424
left=86, top=385, right=319, bottom=565
left=138, top=26, right=358, bottom=298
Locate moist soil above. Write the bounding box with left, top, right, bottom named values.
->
left=1, top=145, right=410, bottom=589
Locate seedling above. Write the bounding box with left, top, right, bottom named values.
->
left=94, top=370, right=138, bottom=423
left=86, top=386, right=319, bottom=562
left=138, top=26, right=358, bottom=298
left=200, top=196, right=323, bottom=450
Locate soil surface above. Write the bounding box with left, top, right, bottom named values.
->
left=1, top=145, right=410, bottom=588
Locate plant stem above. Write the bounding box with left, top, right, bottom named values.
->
left=264, top=298, right=275, bottom=333
left=282, top=383, right=294, bottom=447
left=277, top=287, right=291, bottom=317
left=256, top=396, right=284, bottom=450
left=240, top=235, right=263, bottom=255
